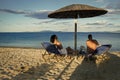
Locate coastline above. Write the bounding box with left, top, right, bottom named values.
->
left=0, top=32, right=120, bottom=51
left=0, top=47, right=120, bottom=80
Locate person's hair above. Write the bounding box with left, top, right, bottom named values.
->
left=50, top=34, right=58, bottom=43
left=88, top=34, right=92, bottom=40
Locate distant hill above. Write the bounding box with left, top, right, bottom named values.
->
left=41, top=30, right=57, bottom=32
left=40, top=30, right=63, bottom=33
left=0, top=30, right=120, bottom=33
left=112, top=30, right=120, bottom=33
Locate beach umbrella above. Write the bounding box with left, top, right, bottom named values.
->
left=48, top=4, right=107, bottom=52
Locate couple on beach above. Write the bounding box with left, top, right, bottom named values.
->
left=50, top=34, right=112, bottom=58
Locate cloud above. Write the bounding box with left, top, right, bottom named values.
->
left=95, top=0, right=104, bottom=2
left=86, top=21, right=107, bottom=25
left=0, top=8, right=52, bottom=19
left=33, top=19, right=56, bottom=25
left=102, top=0, right=120, bottom=15
left=105, top=1, right=120, bottom=9
left=0, top=9, right=27, bottom=14
left=25, top=10, right=52, bottom=19
left=105, top=0, right=120, bottom=14
left=108, top=17, right=120, bottom=20
left=107, top=9, right=120, bottom=15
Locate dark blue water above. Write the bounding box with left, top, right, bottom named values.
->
left=0, top=32, right=120, bottom=51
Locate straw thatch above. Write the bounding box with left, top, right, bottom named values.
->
left=48, top=4, right=107, bottom=18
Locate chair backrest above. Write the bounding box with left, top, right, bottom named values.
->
left=94, top=44, right=112, bottom=55
left=41, top=42, right=60, bottom=54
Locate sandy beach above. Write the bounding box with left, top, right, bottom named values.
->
left=0, top=47, right=120, bottom=80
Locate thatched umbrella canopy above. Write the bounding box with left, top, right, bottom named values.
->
left=48, top=4, right=107, bottom=52
left=48, top=4, right=107, bottom=18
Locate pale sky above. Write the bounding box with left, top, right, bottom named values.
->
left=0, top=0, right=120, bottom=32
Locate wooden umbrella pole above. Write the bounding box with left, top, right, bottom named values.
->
left=74, top=19, right=77, bottom=54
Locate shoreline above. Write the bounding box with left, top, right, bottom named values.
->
left=0, top=46, right=119, bottom=52
left=0, top=46, right=43, bottom=49
left=0, top=47, right=120, bottom=80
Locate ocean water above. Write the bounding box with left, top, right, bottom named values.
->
left=0, top=32, right=120, bottom=51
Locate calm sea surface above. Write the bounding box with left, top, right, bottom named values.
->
left=0, top=32, right=120, bottom=51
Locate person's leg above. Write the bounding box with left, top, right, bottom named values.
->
left=59, top=48, right=67, bottom=54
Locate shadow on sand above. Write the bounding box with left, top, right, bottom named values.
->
left=12, top=63, right=52, bottom=80
left=69, top=52, right=120, bottom=80
left=6, top=52, right=120, bottom=80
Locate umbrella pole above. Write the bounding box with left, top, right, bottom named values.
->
left=74, top=21, right=77, bottom=54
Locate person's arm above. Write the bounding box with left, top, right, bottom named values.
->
left=57, top=42, right=63, bottom=49
left=94, top=40, right=102, bottom=47
left=94, top=40, right=99, bottom=45
left=55, top=40, right=63, bottom=49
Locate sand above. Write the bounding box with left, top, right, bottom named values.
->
left=0, top=47, right=120, bottom=80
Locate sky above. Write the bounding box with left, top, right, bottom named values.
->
left=0, top=0, right=120, bottom=32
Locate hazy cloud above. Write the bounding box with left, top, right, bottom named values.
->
left=108, top=9, right=120, bottom=15
left=106, top=2, right=120, bottom=9
left=0, top=9, right=27, bottom=14
left=86, top=21, right=107, bottom=25
left=25, top=10, right=52, bottom=19
left=95, top=0, right=104, bottom=2
left=105, top=0, right=120, bottom=15
left=109, top=17, right=120, bottom=20
left=33, top=19, right=57, bottom=25
left=0, top=8, right=52, bottom=19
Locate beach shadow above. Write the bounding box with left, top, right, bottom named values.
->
left=12, top=63, right=52, bottom=80
left=69, top=57, right=98, bottom=80
left=96, top=52, right=120, bottom=80
left=69, top=52, right=120, bottom=80
left=55, top=58, right=74, bottom=80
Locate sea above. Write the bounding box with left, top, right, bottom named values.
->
left=0, top=32, right=120, bottom=51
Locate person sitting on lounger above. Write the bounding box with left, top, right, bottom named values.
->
left=50, top=34, right=74, bottom=54
left=86, top=34, right=112, bottom=58
left=86, top=34, right=99, bottom=55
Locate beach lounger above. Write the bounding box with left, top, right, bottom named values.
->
left=41, top=42, right=60, bottom=54
left=86, top=44, right=112, bottom=61
left=41, top=42, right=67, bottom=61
left=94, top=44, right=112, bottom=55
